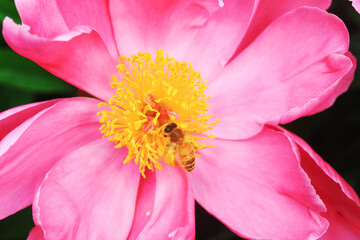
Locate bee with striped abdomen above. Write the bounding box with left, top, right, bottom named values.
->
left=163, top=122, right=195, bottom=172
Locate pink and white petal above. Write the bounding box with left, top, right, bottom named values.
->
left=27, top=226, right=44, bottom=240
left=191, top=127, right=328, bottom=239
left=234, top=0, right=331, bottom=55
left=350, top=0, right=360, bottom=13
left=280, top=128, right=360, bottom=239
left=33, top=140, right=140, bottom=240
left=128, top=165, right=195, bottom=239
left=3, top=18, right=117, bottom=101
left=0, top=97, right=101, bottom=219
left=15, top=0, right=118, bottom=59
left=109, top=0, right=255, bottom=80
left=0, top=99, right=61, bottom=141
left=208, top=7, right=352, bottom=140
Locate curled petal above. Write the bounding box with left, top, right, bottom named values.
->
left=280, top=127, right=360, bottom=239
left=191, top=127, right=328, bottom=239
left=15, top=0, right=118, bottom=58
left=14, top=0, right=68, bottom=38
left=3, top=17, right=116, bottom=101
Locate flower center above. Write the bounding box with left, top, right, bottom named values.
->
left=98, top=49, right=217, bottom=177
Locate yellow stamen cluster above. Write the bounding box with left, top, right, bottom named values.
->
left=98, top=49, right=217, bottom=177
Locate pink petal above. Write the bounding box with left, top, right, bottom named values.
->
left=350, top=0, right=360, bottom=13
left=0, top=97, right=101, bottom=219
left=27, top=226, right=44, bottom=240
left=3, top=17, right=117, bottom=101
left=109, top=0, right=255, bottom=80
left=208, top=7, right=353, bottom=139
left=304, top=51, right=356, bottom=116
left=281, top=128, right=360, bottom=239
left=191, top=127, right=328, bottom=239
left=0, top=99, right=60, bottom=141
left=128, top=165, right=195, bottom=239
left=235, top=0, right=331, bottom=54
left=14, top=0, right=67, bottom=38
left=33, top=139, right=140, bottom=239
left=15, top=0, right=118, bottom=59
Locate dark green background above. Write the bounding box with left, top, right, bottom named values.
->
left=0, top=0, right=359, bottom=239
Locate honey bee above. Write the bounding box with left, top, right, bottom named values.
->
left=163, top=122, right=195, bottom=172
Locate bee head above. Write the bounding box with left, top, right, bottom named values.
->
left=164, top=122, right=177, bottom=133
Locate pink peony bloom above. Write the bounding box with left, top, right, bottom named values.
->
left=1, top=0, right=360, bottom=239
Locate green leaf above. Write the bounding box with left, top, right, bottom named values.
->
left=0, top=49, right=74, bottom=93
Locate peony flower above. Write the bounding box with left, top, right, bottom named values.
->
left=1, top=0, right=360, bottom=239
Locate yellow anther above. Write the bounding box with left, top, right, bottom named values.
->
left=98, top=49, right=217, bottom=177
